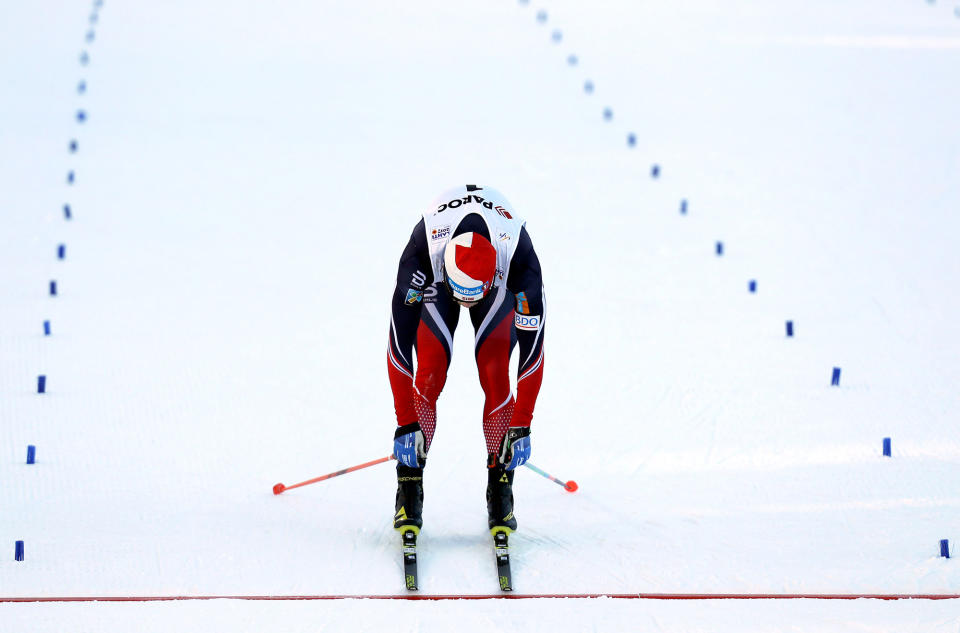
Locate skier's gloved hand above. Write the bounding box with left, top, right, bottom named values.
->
left=498, top=426, right=531, bottom=470
left=393, top=422, right=426, bottom=468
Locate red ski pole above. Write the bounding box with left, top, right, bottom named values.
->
left=273, top=455, right=395, bottom=495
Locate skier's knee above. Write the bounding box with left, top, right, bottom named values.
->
left=415, top=367, right=447, bottom=401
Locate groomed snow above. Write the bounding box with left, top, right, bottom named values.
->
left=2, top=0, right=959, bottom=630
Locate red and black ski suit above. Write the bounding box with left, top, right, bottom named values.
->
left=387, top=213, right=545, bottom=459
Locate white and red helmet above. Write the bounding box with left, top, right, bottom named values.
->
left=443, top=232, right=497, bottom=305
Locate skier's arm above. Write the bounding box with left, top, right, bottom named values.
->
left=388, top=220, right=432, bottom=426
left=507, top=226, right=545, bottom=428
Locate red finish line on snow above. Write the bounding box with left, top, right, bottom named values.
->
left=3, top=594, right=959, bottom=603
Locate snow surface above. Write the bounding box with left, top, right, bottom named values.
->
left=2, top=0, right=960, bottom=630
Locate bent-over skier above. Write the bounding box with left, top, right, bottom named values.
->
left=387, top=184, right=546, bottom=538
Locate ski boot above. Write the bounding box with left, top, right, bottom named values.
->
left=394, top=464, right=424, bottom=533
left=486, top=462, right=518, bottom=533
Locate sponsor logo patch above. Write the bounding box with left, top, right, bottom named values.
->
left=498, top=231, right=510, bottom=242
left=515, top=313, right=541, bottom=331
left=405, top=288, right=423, bottom=304
left=430, top=225, right=451, bottom=241
left=516, top=292, right=530, bottom=315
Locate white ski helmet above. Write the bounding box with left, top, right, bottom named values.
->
left=443, top=232, right=497, bottom=305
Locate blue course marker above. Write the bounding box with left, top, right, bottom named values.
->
left=27, top=445, right=36, bottom=464
left=44, top=320, right=51, bottom=336
left=90, top=12, right=98, bottom=24
left=680, top=199, right=688, bottom=215
left=38, top=375, right=47, bottom=394
left=49, top=280, right=58, bottom=296
left=536, top=9, right=547, bottom=23
left=86, top=30, right=95, bottom=43
left=831, top=367, right=841, bottom=386
left=80, top=51, right=89, bottom=66
left=651, top=164, right=660, bottom=178
left=716, top=241, right=724, bottom=256
left=15, top=541, right=24, bottom=562
left=748, top=280, right=757, bottom=293
left=64, top=204, right=72, bottom=219
left=67, top=171, right=75, bottom=184
left=941, top=539, right=950, bottom=558
left=786, top=320, right=794, bottom=337
left=69, top=139, right=78, bottom=153
left=76, top=110, right=87, bottom=123
left=77, top=80, right=87, bottom=94
left=627, top=133, right=636, bottom=147
left=584, top=80, right=594, bottom=94
left=883, top=437, right=891, bottom=457
left=58, top=244, right=66, bottom=260
left=602, top=107, right=613, bottom=121
left=567, top=54, right=578, bottom=66
left=551, top=29, right=562, bottom=42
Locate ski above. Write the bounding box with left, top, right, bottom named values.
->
left=401, top=528, right=419, bottom=590
left=492, top=528, right=513, bottom=591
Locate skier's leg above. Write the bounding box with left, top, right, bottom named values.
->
left=413, top=284, right=460, bottom=452
left=469, top=286, right=520, bottom=531
left=395, top=284, right=459, bottom=530
left=469, top=285, right=518, bottom=458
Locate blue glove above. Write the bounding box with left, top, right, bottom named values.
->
left=393, top=422, right=426, bottom=468
left=498, top=426, right=531, bottom=470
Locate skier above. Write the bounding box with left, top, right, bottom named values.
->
left=387, top=184, right=545, bottom=538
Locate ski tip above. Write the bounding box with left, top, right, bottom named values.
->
left=272, top=483, right=286, bottom=495
left=564, top=480, right=578, bottom=493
